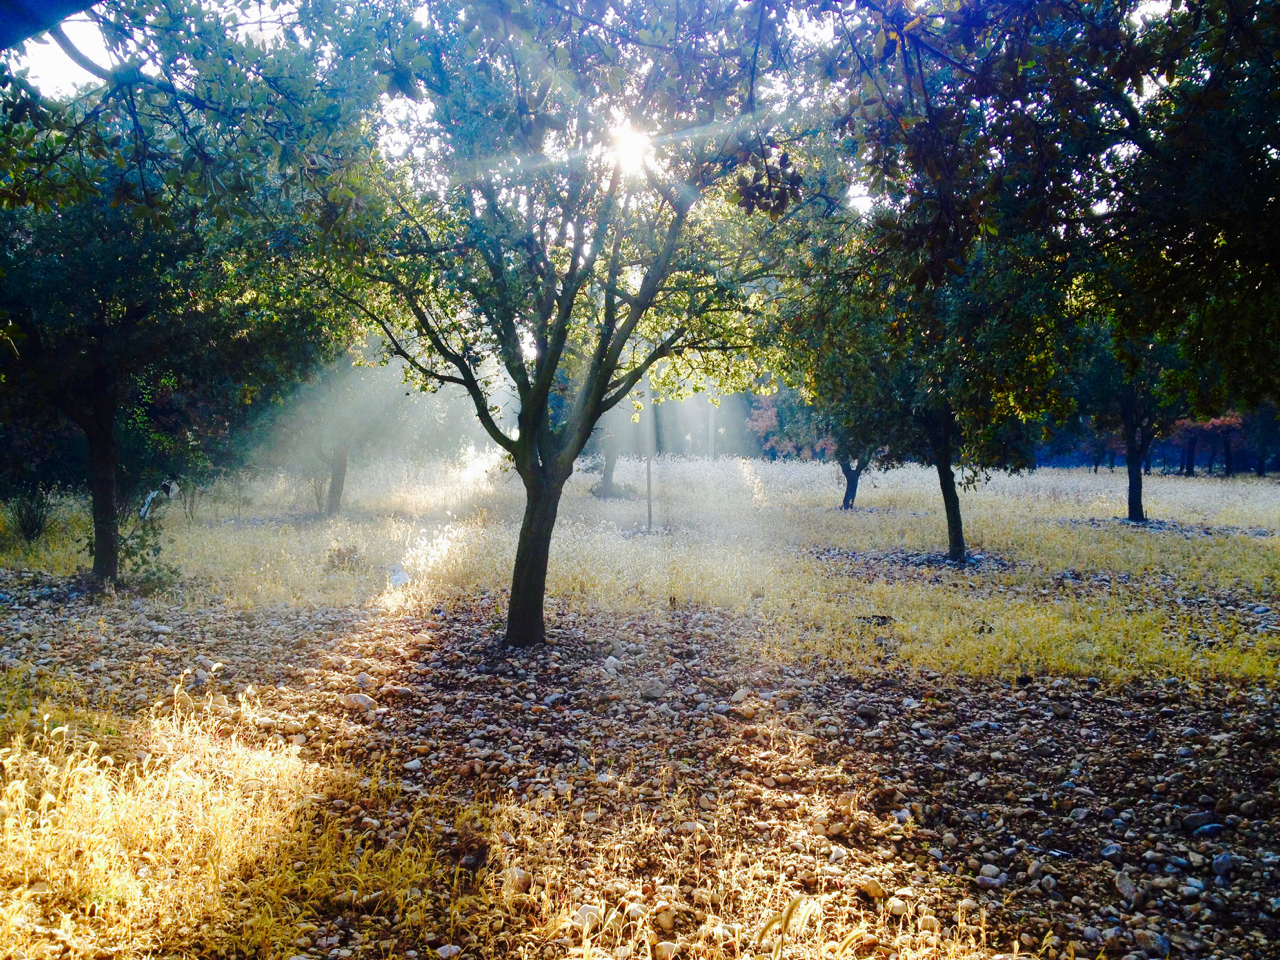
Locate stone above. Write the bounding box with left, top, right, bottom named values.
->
left=1100, top=843, right=1124, bottom=864
left=506, top=868, right=532, bottom=893
left=980, top=864, right=1001, bottom=879
left=731, top=686, right=750, bottom=703
left=653, top=904, right=676, bottom=932
left=640, top=679, right=666, bottom=700
left=1114, top=871, right=1137, bottom=901
left=653, top=943, right=678, bottom=960
left=404, top=758, right=422, bottom=771
left=886, top=897, right=908, bottom=917
left=1181, top=810, right=1214, bottom=830
left=1133, top=930, right=1170, bottom=957
left=342, top=692, right=377, bottom=711
left=437, top=947, right=462, bottom=959
left=1212, top=852, right=1233, bottom=877
left=858, top=877, right=887, bottom=899
left=573, top=904, right=602, bottom=933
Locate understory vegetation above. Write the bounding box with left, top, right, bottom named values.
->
left=0, top=459, right=1276, bottom=960
left=4, top=458, right=1278, bottom=679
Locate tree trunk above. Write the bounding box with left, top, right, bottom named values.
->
left=1257, top=435, right=1268, bottom=477
left=1222, top=433, right=1234, bottom=477
left=1205, top=433, right=1218, bottom=475
left=325, top=439, right=349, bottom=516
left=1143, top=446, right=1153, bottom=476
left=599, top=444, right=618, bottom=497
left=506, top=473, right=566, bottom=647
left=839, top=458, right=865, bottom=509
left=1107, top=450, right=1116, bottom=472
left=1123, top=428, right=1149, bottom=523
left=1184, top=433, right=1198, bottom=476
left=931, top=413, right=965, bottom=561
left=84, top=413, right=120, bottom=581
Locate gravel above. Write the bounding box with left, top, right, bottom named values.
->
left=1, top=568, right=1277, bottom=960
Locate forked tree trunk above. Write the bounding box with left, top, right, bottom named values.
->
left=325, top=439, right=350, bottom=516
left=931, top=412, right=965, bottom=561
left=838, top=457, right=865, bottom=509
left=506, top=473, right=567, bottom=647
left=83, top=411, right=120, bottom=581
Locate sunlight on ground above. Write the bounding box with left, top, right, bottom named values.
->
left=2, top=458, right=1278, bottom=679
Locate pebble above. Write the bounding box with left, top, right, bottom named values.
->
left=639, top=679, right=665, bottom=700
left=342, top=693, right=377, bottom=711
left=3, top=567, right=1277, bottom=960
left=1133, top=930, right=1170, bottom=957
left=858, top=877, right=887, bottom=899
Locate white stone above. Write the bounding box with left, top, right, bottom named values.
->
left=573, top=904, right=602, bottom=933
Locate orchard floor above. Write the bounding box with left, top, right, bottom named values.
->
left=0, top=462, right=1278, bottom=960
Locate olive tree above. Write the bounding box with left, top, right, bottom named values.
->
left=317, top=0, right=798, bottom=645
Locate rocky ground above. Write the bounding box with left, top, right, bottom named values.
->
left=1, top=566, right=1278, bottom=960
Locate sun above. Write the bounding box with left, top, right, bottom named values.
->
left=610, top=123, right=652, bottom=176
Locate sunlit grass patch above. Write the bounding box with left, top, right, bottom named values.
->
left=0, top=674, right=498, bottom=960
left=3, top=459, right=1277, bottom=680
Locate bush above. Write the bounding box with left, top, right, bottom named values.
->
left=7, top=486, right=54, bottom=544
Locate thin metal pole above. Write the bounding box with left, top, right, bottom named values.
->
left=708, top=398, right=716, bottom=459
left=646, top=455, right=652, bottom=533
left=644, top=379, right=655, bottom=532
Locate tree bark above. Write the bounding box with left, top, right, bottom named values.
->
left=506, top=473, right=566, bottom=647
left=324, top=439, right=350, bottom=516
left=1257, top=435, right=1268, bottom=477
left=1184, top=433, right=1198, bottom=476
left=1119, top=386, right=1150, bottom=522
left=1206, top=433, right=1218, bottom=475
left=83, top=411, right=120, bottom=581
left=1222, top=432, right=1234, bottom=477
left=930, top=412, right=965, bottom=561
left=598, top=442, right=618, bottom=497
left=838, top=457, right=865, bottom=509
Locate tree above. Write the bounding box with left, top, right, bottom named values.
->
left=746, top=387, right=879, bottom=509
left=0, top=3, right=95, bottom=50
left=0, top=155, right=342, bottom=579
left=777, top=215, right=1074, bottom=560
left=781, top=0, right=1278, bottom=400
left=1074, top=321, right=1185, bottom=522
left=317, top=0, right=794, bottom=645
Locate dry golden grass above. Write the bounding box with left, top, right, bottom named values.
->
left=4, top=456, right=1278, bottom=681
left=15, top=458, right=1274, bottom=958
left=0, top=674, right=503, bottom=960
left=0, top=668, right=1000, bottom=960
